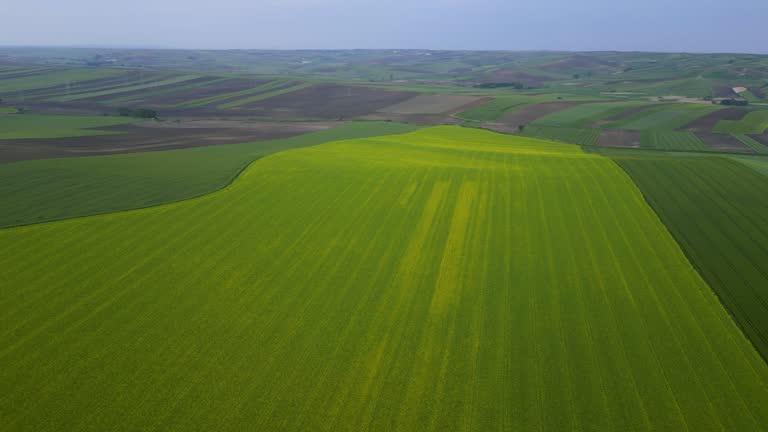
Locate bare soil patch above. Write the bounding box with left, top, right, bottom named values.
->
left=360, top=112, right=461, bottom=125
left=378, top=95, right=486, bottom=114
left=752, top=87, right=766, bottom=99
left=241, top=84, right=416, bottom=119
left=80, top=77, right=222, bottom=103
left=712, top=85, right=739, bottom=99
left=0, top=120, right=337, bottom=163
left=501, top=102, right=584, bottom=127
left=148, top=78, right=272, bottom=106
left=750, top=133, right=768, bottom=148
left=590, top=105, right=656, bottom=128
left=597, top=130, right=642, bottom=148
left=683, top=108, right=748, bottom=131
left=696, top=132, right=755, bottom=153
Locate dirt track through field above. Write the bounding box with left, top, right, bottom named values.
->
left=0, top=120, right=337, bottom=163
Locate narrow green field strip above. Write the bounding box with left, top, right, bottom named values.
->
left=520, top=125, right=601, bottom=146
left=2, top=126, right=767, bottom=430
left=612, top=154, right=768, bottom=362
left=729, top=155, right=768, bottom=176
left=608, top=104, right=722, bottom=131
left=0, top=107, right=17, bottom=113
left=0, top=114, right=138, bottom=139
left=714, top=110, right=768, bottom=134
left=734, top=133, right=768, bottom=154
left=106, top=77, right=230, bottom=104
left=30, top=73, right=175, bottom=100
left=532, top=101, right=650, bottom=128
left=175, top=79, right=285, bottom=108
left=0, top=121, right=419, bottom=229
left=0, top=68, right=125, bottom=93
left=0, top=67, right=56, bottom=78
left=640, top=130, right=710, bottom=151
left=217, top=82, right=312, bottom=109
left=454, top=96, right=529, bottom=121
left=48, top=75, right=202, bottom=102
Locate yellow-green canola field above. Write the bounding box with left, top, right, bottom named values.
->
left=2, top=127, right=768, bottom=431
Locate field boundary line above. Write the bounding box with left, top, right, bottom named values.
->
left=0, top=126, right=423, bottom=232
left=607, top=155, right=768, bottom=366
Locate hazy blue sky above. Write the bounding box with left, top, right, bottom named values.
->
left=4, top=0, right=767, bottom=53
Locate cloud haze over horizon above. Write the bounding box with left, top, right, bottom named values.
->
left=3, top=0, right=768, bottom=53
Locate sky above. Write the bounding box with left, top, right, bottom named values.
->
left=3, top=0, right=767, bottom=53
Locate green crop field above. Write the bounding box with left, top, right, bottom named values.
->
left=520, top=125, right=601, bottom=146
left=218, top=82, right=312, bottom=109
left=0, top=68, right=125, bottom=93
left=48, top=75, right=201, bottom=102
left=532, top=101, right=649, bottom=128
left=611, top=154, right=768, bottom=361
left=608, top=104, right=722, bottom=131
left=734, top=134, right=768, bottom=154
left=640, top=130, right=709, bottom=151
left=106, top=77, right=232, bottom=104
left=174, top=80, right=284, bottom=108
left=3, top=127, right=768, bottom=431
left=0, top=114, right=138, bottom=139
left=713, top=110, right=768, bottom=134
left=455, top=97, right=529, bottom=121
left=0, top=121, right=418, bottom=228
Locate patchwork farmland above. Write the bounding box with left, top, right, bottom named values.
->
left=4, top=49, right=768, bottom=431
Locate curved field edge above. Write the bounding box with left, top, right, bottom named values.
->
left=3, top=126, right=768, bottom=431
left=609, top=153, right=768, bottom=362
left=0, top=121, right=421, bottom=230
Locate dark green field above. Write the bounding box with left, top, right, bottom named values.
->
left=608, top=152, right=768, bottom=359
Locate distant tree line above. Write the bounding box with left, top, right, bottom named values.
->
left=717, top=99, right=749, bottom=106
left=117, top=107, right=158, bottom=118
left=474, top=82, right=527, bottom=90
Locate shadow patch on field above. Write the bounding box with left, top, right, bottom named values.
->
left=696, top=133, right=755, bottom=153
left=0, top=120, right=338, bottom=163
left=597, top=130, right=642, bottom=148
left=684, top=107, right=748, bottom=131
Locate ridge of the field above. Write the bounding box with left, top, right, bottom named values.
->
left=605, top=149, right=768, bottom=362
left=3, top=126, right=768, bottom=431
left=0, top=121, right=420, bottom=229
